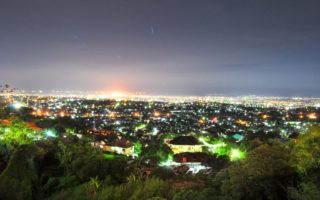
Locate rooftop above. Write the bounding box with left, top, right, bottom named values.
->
left=169, top=136, right=200, bottom=145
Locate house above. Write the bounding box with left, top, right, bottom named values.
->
left=167, top=136, right=203, bottom=154
left=103, top=139, right=134, bottom=156
left=173, top=152, right=211, bottom=174
left=173, top=152, right=209, bottom=163
left=232, top=133, right=244, bottom=142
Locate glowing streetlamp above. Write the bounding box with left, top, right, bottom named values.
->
left=12, top=102, right=23, bottom=109
left=229, top=148, right=246, bottom=161
left=154, top=111, right=160, bottom=117
left=44, top=129, right=57, bottom=138
left=133, top=112, right=140, bottom=117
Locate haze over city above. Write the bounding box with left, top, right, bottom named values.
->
left=2, top=1, right=320, bottom=200
left=1, top=0, right=320, bottom=96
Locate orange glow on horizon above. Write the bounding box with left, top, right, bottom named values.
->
left=102, top=84, right=129, bottom=96
left=111, top=91, right=126, bottom=97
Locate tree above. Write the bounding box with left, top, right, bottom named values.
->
left=0, top=144, right=44, bottom=200
left=0, top=84, right=13, bottom=119
left=0, top=119, right=43, bottom=164
left=134, top=141, right=142, bottom=155
left=141, top=140, right=173, bottom=166
left=98, top=177, right=170, bottom=200
left=173, top=188, right=214, bottom=200
left=288, top=126, right=320, bottom=199
left=56, top=140, right=103, bottom=178
left=288, top=181, right=320, bottom=200
left=56, top=139, right=127, bottom=184
left=0, top=84, right=15, bottom=94
left=0, top=119, right=43, bottom=148
left=290, top=126, right=320, bottom=174
left=212, top=143, right=295, bottom=200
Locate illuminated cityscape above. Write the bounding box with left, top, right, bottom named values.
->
left=1, top=0, right=320, bottom=199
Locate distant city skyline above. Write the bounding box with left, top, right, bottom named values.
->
left=1, top=0, right=319, bottom=96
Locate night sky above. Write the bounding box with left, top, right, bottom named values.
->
left=1, top=0, right=320, bottom=96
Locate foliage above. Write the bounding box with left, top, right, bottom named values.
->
left=141, top=140, right=173, bottom=165
left=57, top=140, right=100, bottom=179
left=173, top=188, right=213, bottom=200
left=47, top=177, right=170, bottom=200
left=212, top=143, right=295, bottom=200
left=0, top=102, right=9, bottom=119
left=98, top=177, right=170, bottom=200
left=0, top=84, right=15, bottom=94
left=0, top=119, right=43, bottom=151
left=287, top=127, right=320, bottom=200
left=0, top=120, right=41, bottom=144
left=290, top=126, right=320, bottom=174
left=0, top=144, right=43, bottom=200
left=134, top=141, right=142, bottom=155
left=46, top=182, right=93, bottom=200
left=288, top=181, right=320, bottom=200
left=0, top=136, right=131, bottom=199
left=1, top=104, right=320, bottom=200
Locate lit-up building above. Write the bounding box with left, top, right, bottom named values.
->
left=103, top=139, right=134, bottom=156
left=167, top=136, right=203, bottom=154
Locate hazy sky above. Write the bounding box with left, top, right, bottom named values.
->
left=0, top=0, right=319, bottom=96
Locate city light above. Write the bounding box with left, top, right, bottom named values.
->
left=152, top=127, right=159, bottom=136
left=44, top=129, right=57, bottom=138
left=229, top=148, right=246, bottom=161
left=111, top=92, right=126, bottom=97
left=135, top=123, right=146, bottom=131
left=154, top=111, right=161, bottom=117
left=109, top=112, right=116, bottom=118
left=236, top=119, right=249, bottom=126
left=307, top=113, right=317, bottom=120
left=159, top=154, right=178, bottom=167
left=59, top=111, right=65, bottom=117
left=199, top=137, right=227, bottom=155
left=12, top=102, right=23, bottom=109
left=211, top=117, right=218, bottom=123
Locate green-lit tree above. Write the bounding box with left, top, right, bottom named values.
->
left=212, top=143, right=295, bottom=200
left=134, top=141, right=142, bottom=155
left=0, top=119, right=43, bottom=148
left=0, top=119, right=43, bottom=165
left=141, top=140, right=173, bottom=166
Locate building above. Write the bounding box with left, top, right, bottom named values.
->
left=87, top=129, right=115, bottom=136
left=103, top=139, right=134, bottom=156
left=167, top=136, right=203, bottom=154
